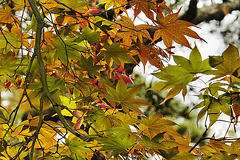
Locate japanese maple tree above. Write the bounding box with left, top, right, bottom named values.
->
left=0, top=0, right=240, bottom=160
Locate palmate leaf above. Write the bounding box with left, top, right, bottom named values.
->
left=139, top=114, right=177, bottom=139
left=170, top=152, right=197, bottom=160
left=113, top=15, right=152, bottom=48
left=153, top=10, right=205, bottom=49
left=101, top=43, right=135, bottom=65
left=150, top=45, right=211, bottom=103
left=77, top=56, right=103, bottom=77
left=57, top=0, right=88, bottom=11
left=105, top=124, right=134, bottom=139
left=0, top=56, right=28, bottom=82
left=98, top=0, right=127, bottom=16
left=139, top=133, right=167, bottom=154
left=105, top=78, right=151, bottom=114
left=131, top=45, right=165, bottom=70
left=99, top=0, right=127, bottom=10
left=0, top=6, right=18, bottom=24
left=74, top=27, right=100, bottom=44
left=201, top=139, right=239, bottom=160
left=129, top=0, right=159, bottom=21
left=52, top=38, right=85, bottom=65
left=65, top=137, right=93, bottom=159
left=98, top=136, right=135, bottom=156
left=194, top=95, right=228, bottom=128
left=209, top=44, right=240, bottom=79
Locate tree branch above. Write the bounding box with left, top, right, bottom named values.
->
left=28, top=0, right=88, bottom=149
left=180, top=0, right=240, bottom=25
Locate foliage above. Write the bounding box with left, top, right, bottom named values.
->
left=0, top=0, right=240, bottom=159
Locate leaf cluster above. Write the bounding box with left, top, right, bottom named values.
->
left=0, top=0, right=239, bottom=160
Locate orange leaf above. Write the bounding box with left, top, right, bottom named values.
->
left=131, top=0, right=155, bottom=21
left=114, top=15, right=152, bottom=48
left=233, top=104, right=240, bottom=122
left=0, top=6, right=18, bottom=24
left=154, top=10, right=205, bottom=48
left=132, top=45, right=165, bottom=70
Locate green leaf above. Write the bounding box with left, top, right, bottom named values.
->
left=99, top=136, right=135, bottom=156
left=0, top=57, right=27, bottom=78
left=198, top=58, right=212, bottom=73
left=170, top=152, right=196, bottom=160
left=116, top=76, right=128, bottom=100
left=101, top=43, right=135, bottom=65
left=197, top=106, right=208, bottom=127
left=52, top=38, right=85, bottom=65
left=208, top=100, right=221, bottom=127
left=190, top=101, right=204, bottom=112
left=105, top=124, right=134, bottom=139
left=74, top=27, right=100, bottom=44
left=161, top=65, right=189, bottom=77
left=151, top=132, right=165, bottom=144
left=89, top=114, right=112, bottom=135
left=219, top=98, right=232, bottom=116
left=0, top=36, right=7, bottom=49
left=150, top=45, right=211, bottom=103
left=105, top=78, right=151, bottom=114
left=209, top=44, right=240, bottom=78
left=0, top=108, right=9, bottom=123
left=5, top=32, right=21, bottom=49
left=158, top=147, right=179, bottom=159
left=209, top=56, right=223, bottom=67
left=77, top=56, right=102, bottom=77
left=65, top=137, right=93, bottom=159
left=57, top=0, right=89, bottom=11
left=189, top=46, right=202, bottom=72
left=147, top=81, right=170, bottom=91
left=173, top=55, right=193, bottom=71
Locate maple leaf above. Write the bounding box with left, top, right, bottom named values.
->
left=131, top=45, right=166, bottom=70
left=105, top=78, right=152, bottom=114
left=74, top=27, right=100, bottom=44
left=101, top=43, right=135, bottom=65
left=170, top=152, right=197, bottom=160
left=139, top=133, right=167, bottom=154
left=99, top=136, right=135, bottom=156
left=54, top=0, right=88, bottom=12
left=105, top=124, right=135, bottom=139
left=65, top=137, right=93, bottom=159
left=153, top=10, right=205, bottom=49
left=51, top=38, right=85, bottom=65
left=150, top=45, right=211, bottom=103
left=0, top=6, right=19, bottom=24
left=99, top=0, right=128, bottom=16
left=113, top=15, right=152, bottom=48
left=12, top=0, right=30, bottom=10
left=209, top=44, right=240, bottom=79
left=139, top=114, right=178, bottom=139
left=155, top=0, right=172, bottom=14
left=77, top=56, right=103, bottom=77
left=129, top=0, right=156, bottom=21
left=233, top=101, right=240, bottom=122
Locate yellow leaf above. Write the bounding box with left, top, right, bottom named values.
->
left=60, top=96, right=77, bottom=109
left=139, top=114, right=177, bottom=139
left=170, top=152, right=196, bottom=160
left=161, top=83, right=182, bottom=104
left=0, top=6, right=18, bottom=24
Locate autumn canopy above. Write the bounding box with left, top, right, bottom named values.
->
left=0, top=0, right=240, bottom=159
